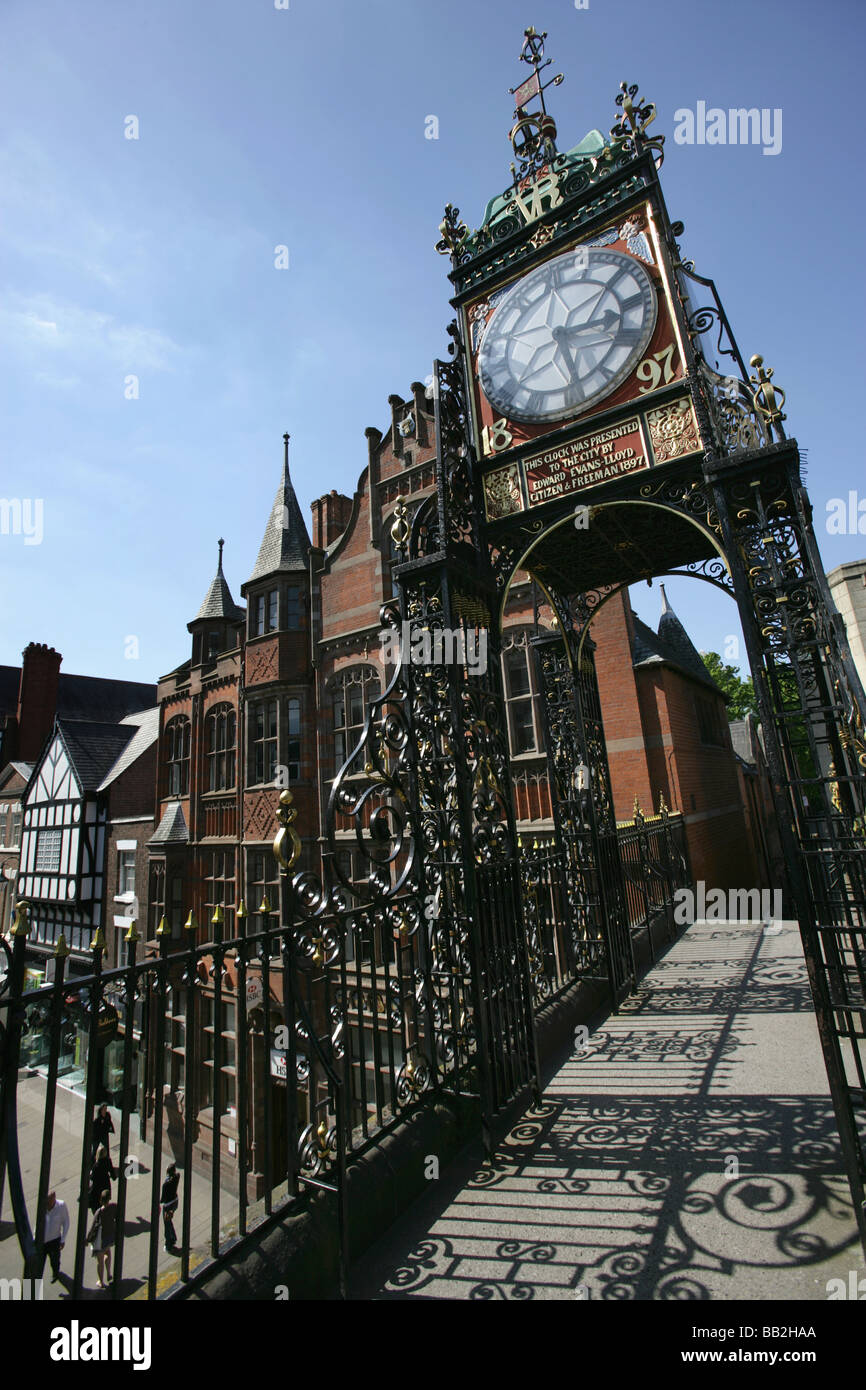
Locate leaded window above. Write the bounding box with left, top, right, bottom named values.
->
left=249, top=698, right=278, bottom=785
left=330, top=667, right=380, bottom=774
left=502, top=632, right=541, bottom=756
left=165, top=716, right=191, bottom=796
left=205, top=849, right=236, bottom=935
left=286, top=698, right=301, bottom=782
left=206, top=704, right=237, bottom=791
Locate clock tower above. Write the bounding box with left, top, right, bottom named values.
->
left=389, top=26, right=866, bottom=1244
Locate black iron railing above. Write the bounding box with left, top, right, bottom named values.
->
left=519, top=801, right=691, bottom=1007
left=0, top=792, right=693, bottom=1301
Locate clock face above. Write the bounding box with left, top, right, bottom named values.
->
left=477, top=247, right=657, bottom=425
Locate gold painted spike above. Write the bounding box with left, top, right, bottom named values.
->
left=211, top=904, right=225, bottom=927
left=54, top=933, right=70, bottom=959
left=11, top=900, right=30, bottom=937
left=124, top=919, right=141, bottom=945
left=658, top=791, right=669, bottom=815
left=259, top=893, right=272, bottom=915
left=156, top=914, right=170, bottom=937
left=90, top=926, right=106, bottom=953
left=184, top=910, right=198, bottom=932
left=236, top=899, right=248, bottom=920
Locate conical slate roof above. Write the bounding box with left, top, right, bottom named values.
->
left=632, top=585, right=721, bottom=692
left=191, top=539, right=245, bottom=626
left=244, top=436, right=310, bottom=590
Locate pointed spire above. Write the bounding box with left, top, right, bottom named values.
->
left=243, top=433, right=311, bottom=591
left=190, top=538, right=245, bottom=627
left=656, top=586, right=721, bottom=691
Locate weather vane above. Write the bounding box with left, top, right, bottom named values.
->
left=508, top=27, right=564, bottom=182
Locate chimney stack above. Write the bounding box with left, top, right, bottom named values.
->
left=311, top=490, right=353, bottom=550
left=17, top=643, right=62, bottom=761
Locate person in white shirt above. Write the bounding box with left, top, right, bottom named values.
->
left=42, top=1191, right=69, bottom=1282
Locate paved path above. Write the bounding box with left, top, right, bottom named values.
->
left=350, top=918, right=866, bottom=1301
left=0, top=1075, right=240, bottom=1300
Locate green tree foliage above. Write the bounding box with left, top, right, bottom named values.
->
left=699, top=652, right=759, bottom=720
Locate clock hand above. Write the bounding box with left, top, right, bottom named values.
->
left=565, top=309, right=619, bottom=337
left=550, top=325, right=579, bottom=381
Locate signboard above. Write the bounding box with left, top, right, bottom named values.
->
left=247, top=977, right=263, bottom=1009
left=270, top=1048, right=287, bottom=1081
left=524, top=417, right=649, bottom=507
left=94, top=1004, right=119, bottom=1049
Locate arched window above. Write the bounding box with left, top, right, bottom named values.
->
left=164, top=716, right=191, bottom=796
left=206, top=704, right=236, bottom=791
left=329, top=666, right=380, bottom=774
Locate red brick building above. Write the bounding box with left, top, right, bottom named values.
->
left=135, top=387, right=758, bottom=1193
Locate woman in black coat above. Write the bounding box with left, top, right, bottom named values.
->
left=92, top=1104, right=115, bottom=1157
left=88, top=1146, right=116, bottom=1215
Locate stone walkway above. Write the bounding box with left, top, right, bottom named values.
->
left=349, top=918, right=866, bottom=1301
left=0, top=1074, right=229, bottom=1300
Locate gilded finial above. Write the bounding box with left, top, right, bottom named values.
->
left=274, top=787, right=301, bottom=872
left=124, top=919, right=141, bottom=944
left=54, top=932, right=70, bottom=959
left=184, top=909, right=198, bottom=933
left=749, top=355, right=786, bottom=431
left=610, top=81, right=664, bottom=163
left=435, top=203, right=469, bottom=258
left=658, top=791, right=669, bottom=815
left=156, top=914, right=170, bottom=937
left=259, top=893, right=272, bottom=915
left=90, top=926, right=106, bottom=953
left=10, top=900, right=30, bottom=938
left=236, top=899, right=248, bottom=920
left=390, top=497, right=410, bottom=553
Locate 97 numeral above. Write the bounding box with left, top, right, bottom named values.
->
left=636, top=344, right=678, bottom=393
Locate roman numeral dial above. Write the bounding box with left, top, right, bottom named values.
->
left=477, top=247, right=657, bottom=425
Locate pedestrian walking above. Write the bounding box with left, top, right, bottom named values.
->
left=86, top=1191, right=117, bottom=1289
left=160, top=1163, right=180, bottom=1252
left=88, top=1145, right=116, bottom=1215
left=41, top=1190, right=69, bottom=1282
left=91, top=1103, right=115, bottom=1157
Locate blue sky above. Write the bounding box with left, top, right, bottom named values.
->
left=1, top=0, right=863, bottom=684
